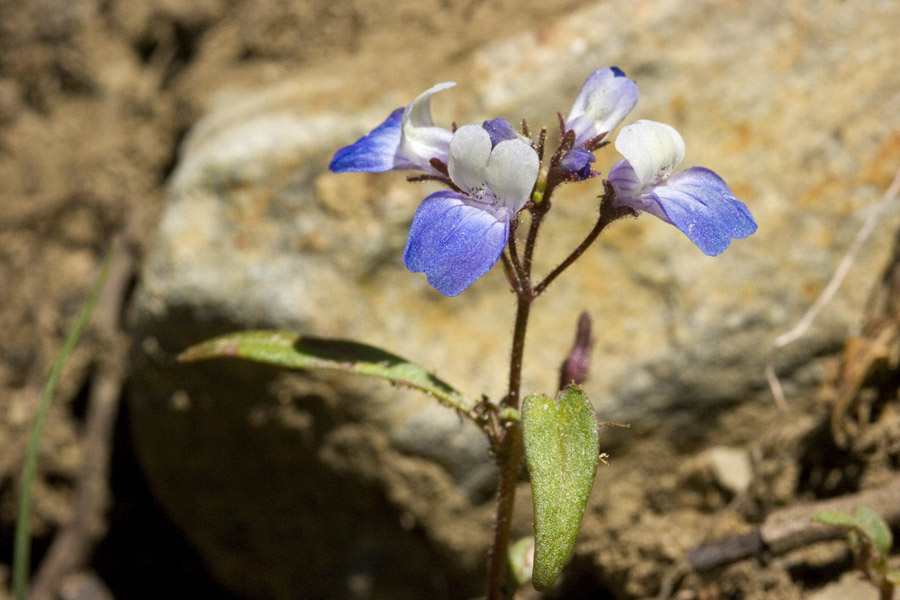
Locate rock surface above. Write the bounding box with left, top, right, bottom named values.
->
left=129, top=0, right=900, bottom=597
left=806, top=572, right=884, bottom=600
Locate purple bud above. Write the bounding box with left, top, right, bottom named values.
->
left=559, top=312, right=594, bottom=390
left=558, top=148, right=596, bottom=180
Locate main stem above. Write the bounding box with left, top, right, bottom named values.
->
left=486, top=292, right=532, bottom=600
left=486, top=195, right=547, bottom=599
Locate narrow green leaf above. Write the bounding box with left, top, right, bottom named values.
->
left=812, top=509, right=859, bottom=529
left=178, top=330, right=477, bottom=418
left=853, top=506, right=893, bottom=558
left=14, top=246, right=113, bottom=600
left=522, top=386, right=600, bottom=590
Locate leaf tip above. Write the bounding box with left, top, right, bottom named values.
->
left=176, top=341, right=224, bottom=363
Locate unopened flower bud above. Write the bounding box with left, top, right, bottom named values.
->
left=559, top=312, right=594, bottom=390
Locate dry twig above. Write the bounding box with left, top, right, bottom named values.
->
left=686, top=476, right=900, bottom=572
left=765, top=166, right=900, bottom=408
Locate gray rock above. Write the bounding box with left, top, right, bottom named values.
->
left=129, top=0, right=900, bottom=597
left=130, top=79, right=497, bottom=599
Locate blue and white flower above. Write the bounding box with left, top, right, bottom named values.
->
left=565, top=67, right=639, bottom=148
left=329, top=80, right=540, bottom=296
left=329, top=82, right=455, bottom=175
left=559, top=67, right=639, bottom=179
left=403, top=123, right=539, bottom=296
left=607, top=120, right=757, bottom=256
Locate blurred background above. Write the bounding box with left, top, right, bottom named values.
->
left=2, top=0, right=900, bottom=598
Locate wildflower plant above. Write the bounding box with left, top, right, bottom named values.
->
left=180, top=67, right=757, bottom=597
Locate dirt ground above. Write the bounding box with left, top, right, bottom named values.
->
left=2, top=1, right=900, bottom=599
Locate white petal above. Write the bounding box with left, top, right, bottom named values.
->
left=397, top=82, right=456, bottom=170
left=405, top=82, right=455, bottom=128
left=485, top=139, right=539, bottom=212
left=448, top=125, right=492, bottom=196
left=614, top=120, right=685, bottom=186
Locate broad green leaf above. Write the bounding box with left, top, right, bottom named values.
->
left=812, top=509, right=859, bottom=529
left=178, top=330, right=477, bottom=417
left=522, top=386, right=600, bottom=590
left=853, top=506, right=893, bottom=558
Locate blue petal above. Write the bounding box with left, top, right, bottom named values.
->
left=649, top=167, right=757, bottom=256
left=329, top=108, right=404, bottom=173
left=482, top=118, right=518, bottom=147
left=403, top=191, right=510, bottom=296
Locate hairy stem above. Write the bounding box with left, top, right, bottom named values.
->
left=500, top=252, right=520, bottom=293
left=522, top=205, right=548, bottom=278
left=487, top=294, right=531, bottom=600
left=486, top=208, right=543, bottom=599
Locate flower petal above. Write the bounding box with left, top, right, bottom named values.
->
left=397, top=82, right=456, bottom=171
left=329, top=107, right=404, bottom=173
left=607, top=158, right=644, bottom=201
left=483, top=117, right=519, bottom=147
left=647, top=166, right=757, bottom=256
left=403, top=191, right=510, bottom=296
left=485, top=138, right=540, bottom=212
left=448, top=124, right=492, bottom=196
left=565, top=67, right=638, bottom=147
left=329, top=82, right=455, bottom=174
left=614, top=120, right=685, bottom=186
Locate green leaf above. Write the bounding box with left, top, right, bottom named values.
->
left=885, top=569, right=900, bottom=585
left=522, top=386, right=600, bottom=590
left=813, top=507, right=894, bottom=559
left=812, top=509, right=859, bottom=529
left=14, top=245, right=113, bottom=600
left=178, top=330, right=477, bottom=418
left=853, top=506, right=893, bottom=558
